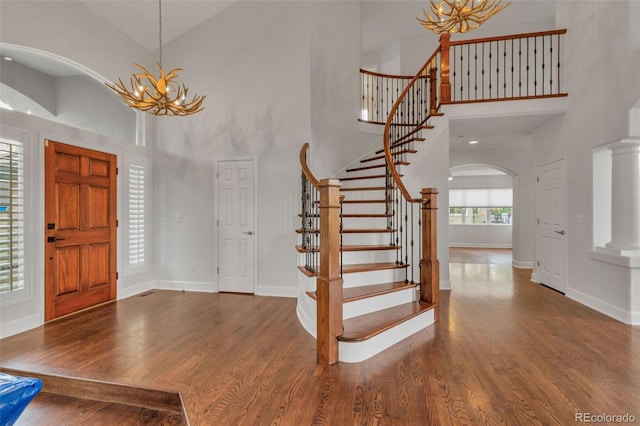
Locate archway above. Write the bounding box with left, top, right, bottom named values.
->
left=0, top=43, right=140, bottom=145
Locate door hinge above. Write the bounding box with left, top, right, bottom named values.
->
left=216, top=219, right=219, bottom=226
left=537, top=218, right=540, bottom=225
left=537, top=176, right=539, bottom=183
left=217, top=267, right=219, bottom=274
left=116, top=219, right=119, bottom=227
left=537, top=260, right=540, bottom=267
left=116, top=167, right=119, bottom=175
left=116, top=272, right=119, bottom=279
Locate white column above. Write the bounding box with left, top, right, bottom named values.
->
left=606, top=138, right=640, bottom=251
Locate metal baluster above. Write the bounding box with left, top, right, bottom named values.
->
left=503, top=40, right=507, bottom=98
left=410, top=202, right=415, bottom=284
left=404, top=198, right=409, bottom=282
left=519, top=39, right=522, bottom=97
left=482, top=43, right=486, bottom=99
left=511, top=39, right=514, bottom=99
left=542, top=36, right=545, bottom=95
left=548, top=35, right=553, bottom=94
left=534, top=36, right=538, bottom=96
left=489, top=41, right=493, bottom=98
left=557, top=33, right=561, bottom=94
left=474, top=43, right=478, bottom=100
left=340, top=197, right=343, bottom=277
left=527, top=38, right=530, bottom=96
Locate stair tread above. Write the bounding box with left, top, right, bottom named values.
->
left=340, top=187, right=386, bottom=191
left=342, top=262, right=408, bottom=274
left=343, top=281, right=417, bottom=302
left=305, top=281, right=416, bottom=303
left=296, top=244, right=400, bottom=253
left=376, top=139, right=426, bottom=154
left=339, top=174, right=402, bottom=181
left=346, top=161, right=409, bottom=172
left=296, top=228, right=395, bottom=234
left=298, top=213, right=392, bottom=218
left=342, top=199, right=387, bottom=204
left=361, top=150, right=417, bottom=163
left=339, top=301, right=435, bottom=342
left=297, top=266, right=316, bottom=277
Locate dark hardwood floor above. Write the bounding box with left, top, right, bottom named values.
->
left=2, top=254, right=639, bottom=424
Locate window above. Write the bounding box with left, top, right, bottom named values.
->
left=126, top=157, right=147, bottom=273
left=449, top=188, right=512, bottom=225
left=0, top=139, right=24, bottom=293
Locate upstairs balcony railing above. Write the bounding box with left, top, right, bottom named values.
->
left=360, top=29, right=568, bottom=123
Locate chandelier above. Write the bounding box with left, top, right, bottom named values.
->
left=106, top=0, right=205, bottom=116
left=417, top=0, right=510, bottom=34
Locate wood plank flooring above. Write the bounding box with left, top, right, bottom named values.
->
left=2, top=255, right=640, bottom=424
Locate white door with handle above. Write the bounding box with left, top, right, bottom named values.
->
left=218, top=160, right=256, bottom=293
left=536, top=159, right=567, bottom=293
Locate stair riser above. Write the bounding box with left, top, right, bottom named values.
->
left=341, top=250, right=399, bottom=265
left=339, top=177, right=387, bottom=189
left=338, top=309, right=435, bottom=363
left=342, top=216, right=389, bottom=228
left=341, top=233, right=396, bottom=246
left=342, top=269, right=408, bottom=288
left=341, top=203, right=388, bottom=215
left=343, top=287, right=416, bottom=319
left=341, top=190, right=386, bottom=201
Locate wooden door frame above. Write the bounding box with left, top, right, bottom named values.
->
left=214, top=157, right=258, bottom=293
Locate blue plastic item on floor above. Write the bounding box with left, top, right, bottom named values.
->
left=0, top=373, right=43, bottom=426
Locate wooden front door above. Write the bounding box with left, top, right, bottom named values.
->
left=45, top=141, right=117, bottom=321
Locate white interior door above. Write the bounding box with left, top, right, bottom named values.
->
left=536, top=159, right=567, bottom=293
left=218, top=160, right=256, bottom=293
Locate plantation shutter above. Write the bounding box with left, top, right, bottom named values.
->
left=449, top=188, right=513, bottom=207
left=127, top=159, right=146, bottom=272
left=0, top=140, right=24, bottom=293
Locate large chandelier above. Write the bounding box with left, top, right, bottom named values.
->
left=106, top=0, right=205, bottom=116
left=417, top=0, right=510, bottom=34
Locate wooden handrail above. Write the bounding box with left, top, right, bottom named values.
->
left=300, top=142, right=319, bottom=189
left=383, top=47, right=441, bottom=203
left=448, top=28, right=567, bottom=46
left=360, top=68, right=428, bottom=80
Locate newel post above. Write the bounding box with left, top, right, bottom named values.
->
left=317, top=179, right=343, bottom=364
left=420, top=188, right=439, bottom=319
left=439, top=33, right=451, bottom=104
left=429, top=67, right=438, bottom=115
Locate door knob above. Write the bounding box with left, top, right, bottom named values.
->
left=243, top=231, right=253, bottom=235
left=554, top=230, right=565, bottom=235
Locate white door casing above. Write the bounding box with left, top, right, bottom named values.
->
left=536, top=159, right=567, bottom=293
left=217, top=160, right=256, bottom=293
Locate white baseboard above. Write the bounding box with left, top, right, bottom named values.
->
left=118, top=281, right=153, bottom=300
left=566, top=286, right=634, bottom=325
left=255, top=285, right=297, bottom=298
left=530, top=273, right=540, bottom=283
left=512, top=260, right=533, bottom=269
left=0, top=313, right=42, bottom=339
left=153, top=280, right=218, bottom=293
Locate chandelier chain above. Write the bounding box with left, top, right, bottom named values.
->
left=158, top=0, right=162, bottom=68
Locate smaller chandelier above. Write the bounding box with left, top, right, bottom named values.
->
left=417, top=0, right=510, bottom=34
left=106, top=0, right=205, bottom=116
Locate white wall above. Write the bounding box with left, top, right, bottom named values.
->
left=151, top=1, right=312, bottom=296
left=531, top=0, right=640, bottom=323
left=450, top=225, right=512, bottom=248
